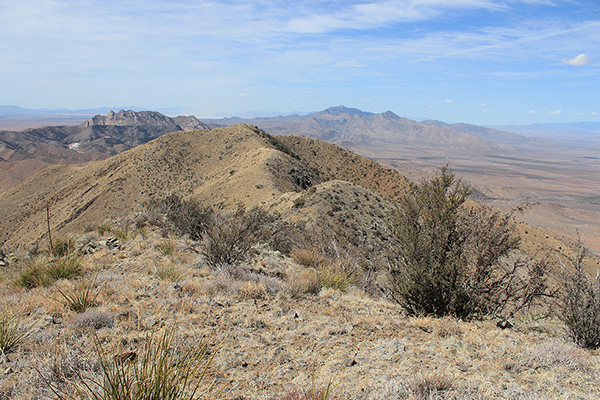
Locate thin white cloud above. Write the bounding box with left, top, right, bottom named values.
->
left=287, top=0, right=508, bottom=34
left=239, top=93, right=250, bottom=97
left=548, top=109, right=562, bottom=115
left=592, top=112, right=598, bottom=116
left=562, top=53, right=591, bottom=66
left=445, top=99, right=454, bottom=103
left=529, top=110, right=537, bottom=114
left=572, top=111, right=585, bottom=115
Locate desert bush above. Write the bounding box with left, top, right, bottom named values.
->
left=55, top=279, right=99, bottom=313
left=558, top=237, right=600, bottom=349
left=93, top=223, right=113, bottom=236
left=412, top=373, right=454, bottom=400
left=238, top=281, right=268, bottom=300
left=318, top=263, right=358, bottom=293
left=156, top=240, right=176, bottom=256
left=291, top=249, right=324, bottom=269
left=388, top=166, right=550, bottom=319
left=145, top=194, right=213, bottom=241
left=49, top=329, right=221, bottom=400
left=202, top=204, right=272, bottom=267
left=0, top=308, right=35, bottom=354
left=15, top=255, right=83, bottom=288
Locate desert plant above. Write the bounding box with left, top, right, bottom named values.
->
left=49, top=236, right=77, bottom=257
left=145, top=194, right=213, bottom=241
left=46, top=255, right=84, bottom=281
left=93, top=223, right=113, bottom=236
left=318, top=263, right=357, bottom=293
left=49, top=329, right=222, bottom=400
left=15, top=257, right=51, bottom=288
left=155, top=263, right=185, bottom=282
left=156, top=240, right=176, bottom=256
left=0, top=309, right=35, bottom=354
left=55, top=279, right=100, bottom=313
left=202, top=204, right=271, bottom=267
left=388, top=165, right=550, bottom=319
left=287, top=268, right=322, bottom=298
left=558, top=236, right=600, bottom=349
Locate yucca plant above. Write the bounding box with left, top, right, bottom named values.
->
left=0, top=309, right=35, bottom=354
left=49, top=329, right=223, bottom=400
left=55, top=279, right=99, bottom=313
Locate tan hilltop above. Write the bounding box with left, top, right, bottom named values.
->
left=0, top=124, right=409, bottom=250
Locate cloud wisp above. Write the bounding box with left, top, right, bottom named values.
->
left=562, top=54, right=591, bottom=66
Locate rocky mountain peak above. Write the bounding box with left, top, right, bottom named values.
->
left=82, top=110, right=208, bottom=130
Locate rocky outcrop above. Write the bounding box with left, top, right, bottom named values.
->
left=82, top=110, right=208, bottom=130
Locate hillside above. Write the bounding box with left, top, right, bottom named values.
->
left=203, top=106, right=600, bottom=254
left=0, top=124, right=408, bottom=251
left=0, top=110, right=208, bottom=193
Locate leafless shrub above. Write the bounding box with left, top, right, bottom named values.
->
left=557, top=236, right=600, bottom=349
left=144, top=194, right=213, bottom=240
left=201, top=204, right=272, bottom=267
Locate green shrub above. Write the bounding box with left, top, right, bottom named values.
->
left=559, top=237, right=600, bottom=349
left=388, top=165, right=549, bottom=319
left=15, top=258, right=51, bottom=288
left=318, top=263, right=358, bottom=293
left=15, top=255, right=83, bottom=289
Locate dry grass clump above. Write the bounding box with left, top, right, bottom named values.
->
left=155, top=262, right=185, bottom=282
left=408, top=316, right=462, bottom=338
left=156, top=240, right=176, bottom=256
left=287, top=268, right=322, bottom=298
left=525, top=340, right=588, bottom=371
left=238, top=281, right=268, bottom=300
left=291, top=249, right=324, bottom=269
left=411, top=372, right=454, bottom=399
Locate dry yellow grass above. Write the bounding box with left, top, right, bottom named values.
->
left=0, top=226, right=598, bottom=399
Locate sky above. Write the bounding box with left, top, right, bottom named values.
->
left=1, top=0, right=599, bottom=125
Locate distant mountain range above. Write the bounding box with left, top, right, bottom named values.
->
left=0, top=110, right=208, bottom=193
left=206, top=105, right=532, bottom=154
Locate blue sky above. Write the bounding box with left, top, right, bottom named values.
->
left=1, top=0, right=598, bottom=124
